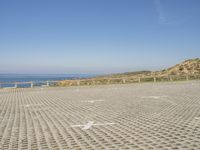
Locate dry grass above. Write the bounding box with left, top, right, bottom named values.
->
left=59, top=58, right=200, bottom=87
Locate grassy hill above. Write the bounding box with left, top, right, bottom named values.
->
left=106, top=58, right=200, bottom=78
left=59, top=58, right=200, bottom=86
left=157, top=58, right=200, bottom=76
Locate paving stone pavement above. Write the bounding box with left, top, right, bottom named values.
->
left=0, top=81, right=200, bottom=150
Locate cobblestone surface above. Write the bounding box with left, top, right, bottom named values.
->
left=0, top=81, right=200, bottom=150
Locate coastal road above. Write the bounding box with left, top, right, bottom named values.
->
left=0, top=81, right=200, bottom=149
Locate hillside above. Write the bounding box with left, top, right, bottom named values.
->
left=156, top=58, right=200, bottom=76
left=59, top=58, right=200, bottom=86
left=99, top=58, right=200, bottom=78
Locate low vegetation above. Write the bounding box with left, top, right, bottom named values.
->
left=59, top=58, right=200, bottom=86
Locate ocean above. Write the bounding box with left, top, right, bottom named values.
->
left=0, top=74, right=95, bottom=88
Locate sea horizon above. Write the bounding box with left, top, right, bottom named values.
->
left=0, top=73, right=97, bottom=83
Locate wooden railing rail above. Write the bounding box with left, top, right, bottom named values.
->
left=0, top=74, right=199, bottom=88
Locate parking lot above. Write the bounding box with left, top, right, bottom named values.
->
left=0, top=81, right=200, bottom=149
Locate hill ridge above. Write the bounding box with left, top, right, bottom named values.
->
left=107, top=58, right=200, bottom=78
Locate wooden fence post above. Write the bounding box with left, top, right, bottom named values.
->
left=77, top=80, right=80, bottom=86
left=14, top=83, right=18, bottom=88
left=186, top=75, right=189, bottom=81
left=154, top=77, right=156, bottom=82
left=138, top=77, right=141, bottom=83
left=31, top=82, right=34, bottom=88
left=107, top=80, right=110, bottom=84
left=47, top=81, right=50, bottom=87
left=122, top=79, right=126, bottom=84
left=92, top=80, right=95, bottom=85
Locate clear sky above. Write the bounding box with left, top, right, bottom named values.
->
left=0, top=0, right=200, bottom=74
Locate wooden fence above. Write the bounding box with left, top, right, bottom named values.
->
left=0, top=81, right=59, bottom=89
left=59, top=74, right=200, bottom=86
left=0, top=74, right=200, bottom=88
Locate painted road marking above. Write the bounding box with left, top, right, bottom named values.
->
left=20, top=104, right=44, bottom=107
left=71, top=121, right=115, bottom=130
left=141, top=96, right=168, bottom=99
left=140, top=96, right=177, bottom=105
left=81, top=100, right=104, bottom=103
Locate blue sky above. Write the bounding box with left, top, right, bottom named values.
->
left=0, top=0, right=200, bottom=74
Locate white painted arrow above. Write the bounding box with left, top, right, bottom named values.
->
left=71, top=121, right=115, bottom=130
left=141, top=96, right=177, bottom=105
left=81, top=100, right=104, bottom=103
left=141, top=96, right=168, bottom=99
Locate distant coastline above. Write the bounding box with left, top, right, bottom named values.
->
left=0, top=74, right=96, bottom=83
